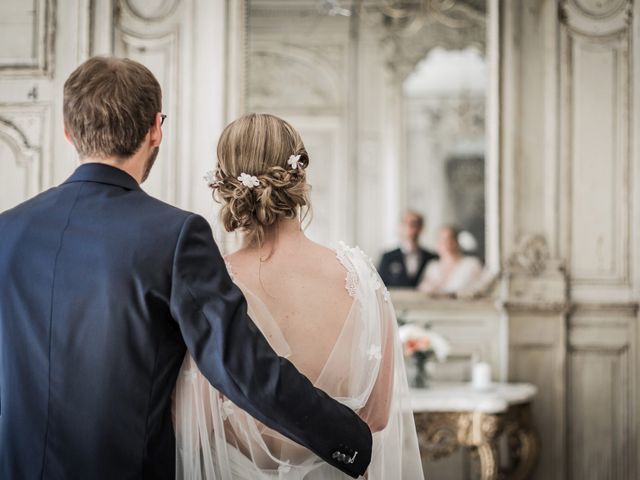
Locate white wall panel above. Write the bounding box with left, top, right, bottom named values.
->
left=0, top=0, right=53, bottom=75
left=560, top=0, right=634, bottom=301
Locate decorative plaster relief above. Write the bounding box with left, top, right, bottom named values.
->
left=561, top=0, right=631, bottom=36
left=124, top=0, right=180, bottom=21
left=509, top=234, right=551, bottom=277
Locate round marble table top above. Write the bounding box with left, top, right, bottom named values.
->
left=411, top=381, right=538, bottom=414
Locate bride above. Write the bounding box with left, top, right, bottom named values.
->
left=174, top=113, right=424, bottom=479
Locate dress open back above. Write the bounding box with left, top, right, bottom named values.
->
left=173, top=243, right=424, bottom=479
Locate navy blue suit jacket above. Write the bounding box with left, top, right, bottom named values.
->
left=0, top=163, right=371, bottom=479
left=378, top=247, right=437, bottom=288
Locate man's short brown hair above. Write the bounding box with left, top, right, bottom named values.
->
left=63, top=56, right=162, bottom=159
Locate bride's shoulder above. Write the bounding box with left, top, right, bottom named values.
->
left=335, top=241, right=378, bottom=271
left=301, top=239, right=350, bottom=282
left=306, top=240, right=371, bottom=271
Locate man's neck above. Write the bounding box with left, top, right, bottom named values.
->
left=81, top=157, right=142, bottom=184
left=401, top=241, right=419, bottom=254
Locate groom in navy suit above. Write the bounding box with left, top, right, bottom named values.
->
left=0, top=57, right=371, bottom=479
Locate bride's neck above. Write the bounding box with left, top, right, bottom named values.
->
left=243, top=217, right=306, bottom=256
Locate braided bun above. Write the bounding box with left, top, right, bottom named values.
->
left=212, top=113, right=311, bottom=246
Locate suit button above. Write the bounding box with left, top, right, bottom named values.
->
left=339, top=453, right=347, bottom=463
left=332, top=451, right=341, bottom=460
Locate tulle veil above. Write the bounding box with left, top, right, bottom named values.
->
left=173, top=242, right=424, bottom=479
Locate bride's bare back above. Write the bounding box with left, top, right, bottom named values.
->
left=226, top=226, right=354, bottom=383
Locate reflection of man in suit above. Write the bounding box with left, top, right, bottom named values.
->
left=378, top=211, right=438, bottom=288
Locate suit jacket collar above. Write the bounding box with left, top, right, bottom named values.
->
left=63, top=163, right=142, bottom=191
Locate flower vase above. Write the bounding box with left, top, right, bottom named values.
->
left=411, top=350, right=432, bottom=388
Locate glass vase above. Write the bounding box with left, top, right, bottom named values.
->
left=411, top=350, right=432, bottom=388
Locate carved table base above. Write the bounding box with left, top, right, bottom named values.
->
left=414, top=403, right=539, bottom=480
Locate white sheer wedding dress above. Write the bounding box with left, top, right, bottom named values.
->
left=173, top=242, right=424, bottom=479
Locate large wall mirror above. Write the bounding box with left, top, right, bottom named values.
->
left=226, top=0, right=499, bottom=298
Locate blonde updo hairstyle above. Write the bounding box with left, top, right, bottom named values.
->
left=212, top=113, right=311, bottom=247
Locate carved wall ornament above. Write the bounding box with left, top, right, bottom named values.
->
left=122, top=0, right=181, bottom=22
left=509, top=234, right=551, bottom=277
left=561, top=0, right=632, bottom=36
left=379, top=0, right=486, bottom=80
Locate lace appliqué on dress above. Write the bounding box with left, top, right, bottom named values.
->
left=336, top=241, right=391, bottom=302
left=336, top=242, right=359, bottom=298
left=344, top=270, right=358, bottom=298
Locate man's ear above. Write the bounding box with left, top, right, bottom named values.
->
left=149, top=112, right=163, bottom=148
left=63, top=126, right=74, bottom=145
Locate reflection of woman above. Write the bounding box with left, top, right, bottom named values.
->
left=174, top=113, right=423, bottom=479
left=418, top=225, right=483, bottom=295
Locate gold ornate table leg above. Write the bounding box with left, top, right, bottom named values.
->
left=459, top=412, right=501, bottom=480
left=475, top=443, right=498, bottom=480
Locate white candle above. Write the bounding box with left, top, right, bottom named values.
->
left=472, top=362, right=492, bottom=390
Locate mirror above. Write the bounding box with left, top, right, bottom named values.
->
left=403, top=46, right=486, bottom=261
left=229, top=0, right=495, bottom=296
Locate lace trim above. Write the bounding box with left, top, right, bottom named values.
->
left=336, top=241, right=359, bottom=298
left=344, top=270, right=358, bottom=298
left=336, top=241, right=391, bottom=302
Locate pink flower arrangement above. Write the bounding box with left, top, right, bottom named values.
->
left=398, top=324, right=450, bottom=362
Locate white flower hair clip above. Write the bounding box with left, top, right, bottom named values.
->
left=237, top=172, right=260, bottom=189
left=287, top=154, right=302, bottom=170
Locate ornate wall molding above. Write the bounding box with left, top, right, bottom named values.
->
left=508, top=234, right=552, bottom=277
left=0, top=110, right=45, bottom=211
left=561, top=0, right=632, bottom=36
left=559, top=0, right=633, bottom=294
left=567, top=308, right=635, bottom=479
left=0, top=118, right=40, bottom=167
left=503, top=232, right=567, bottom=307
left=0, top=0, right=56, bottom=76
left=379, top=0, right=486, bottom=80
left=122, top=0, right=180, bottom=22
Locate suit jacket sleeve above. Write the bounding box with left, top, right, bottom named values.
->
left=378, top=253, right=392, bottom=286
left=378, top=254, right=386, bottom=275
left=169, top=214, right=372, bottom=478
